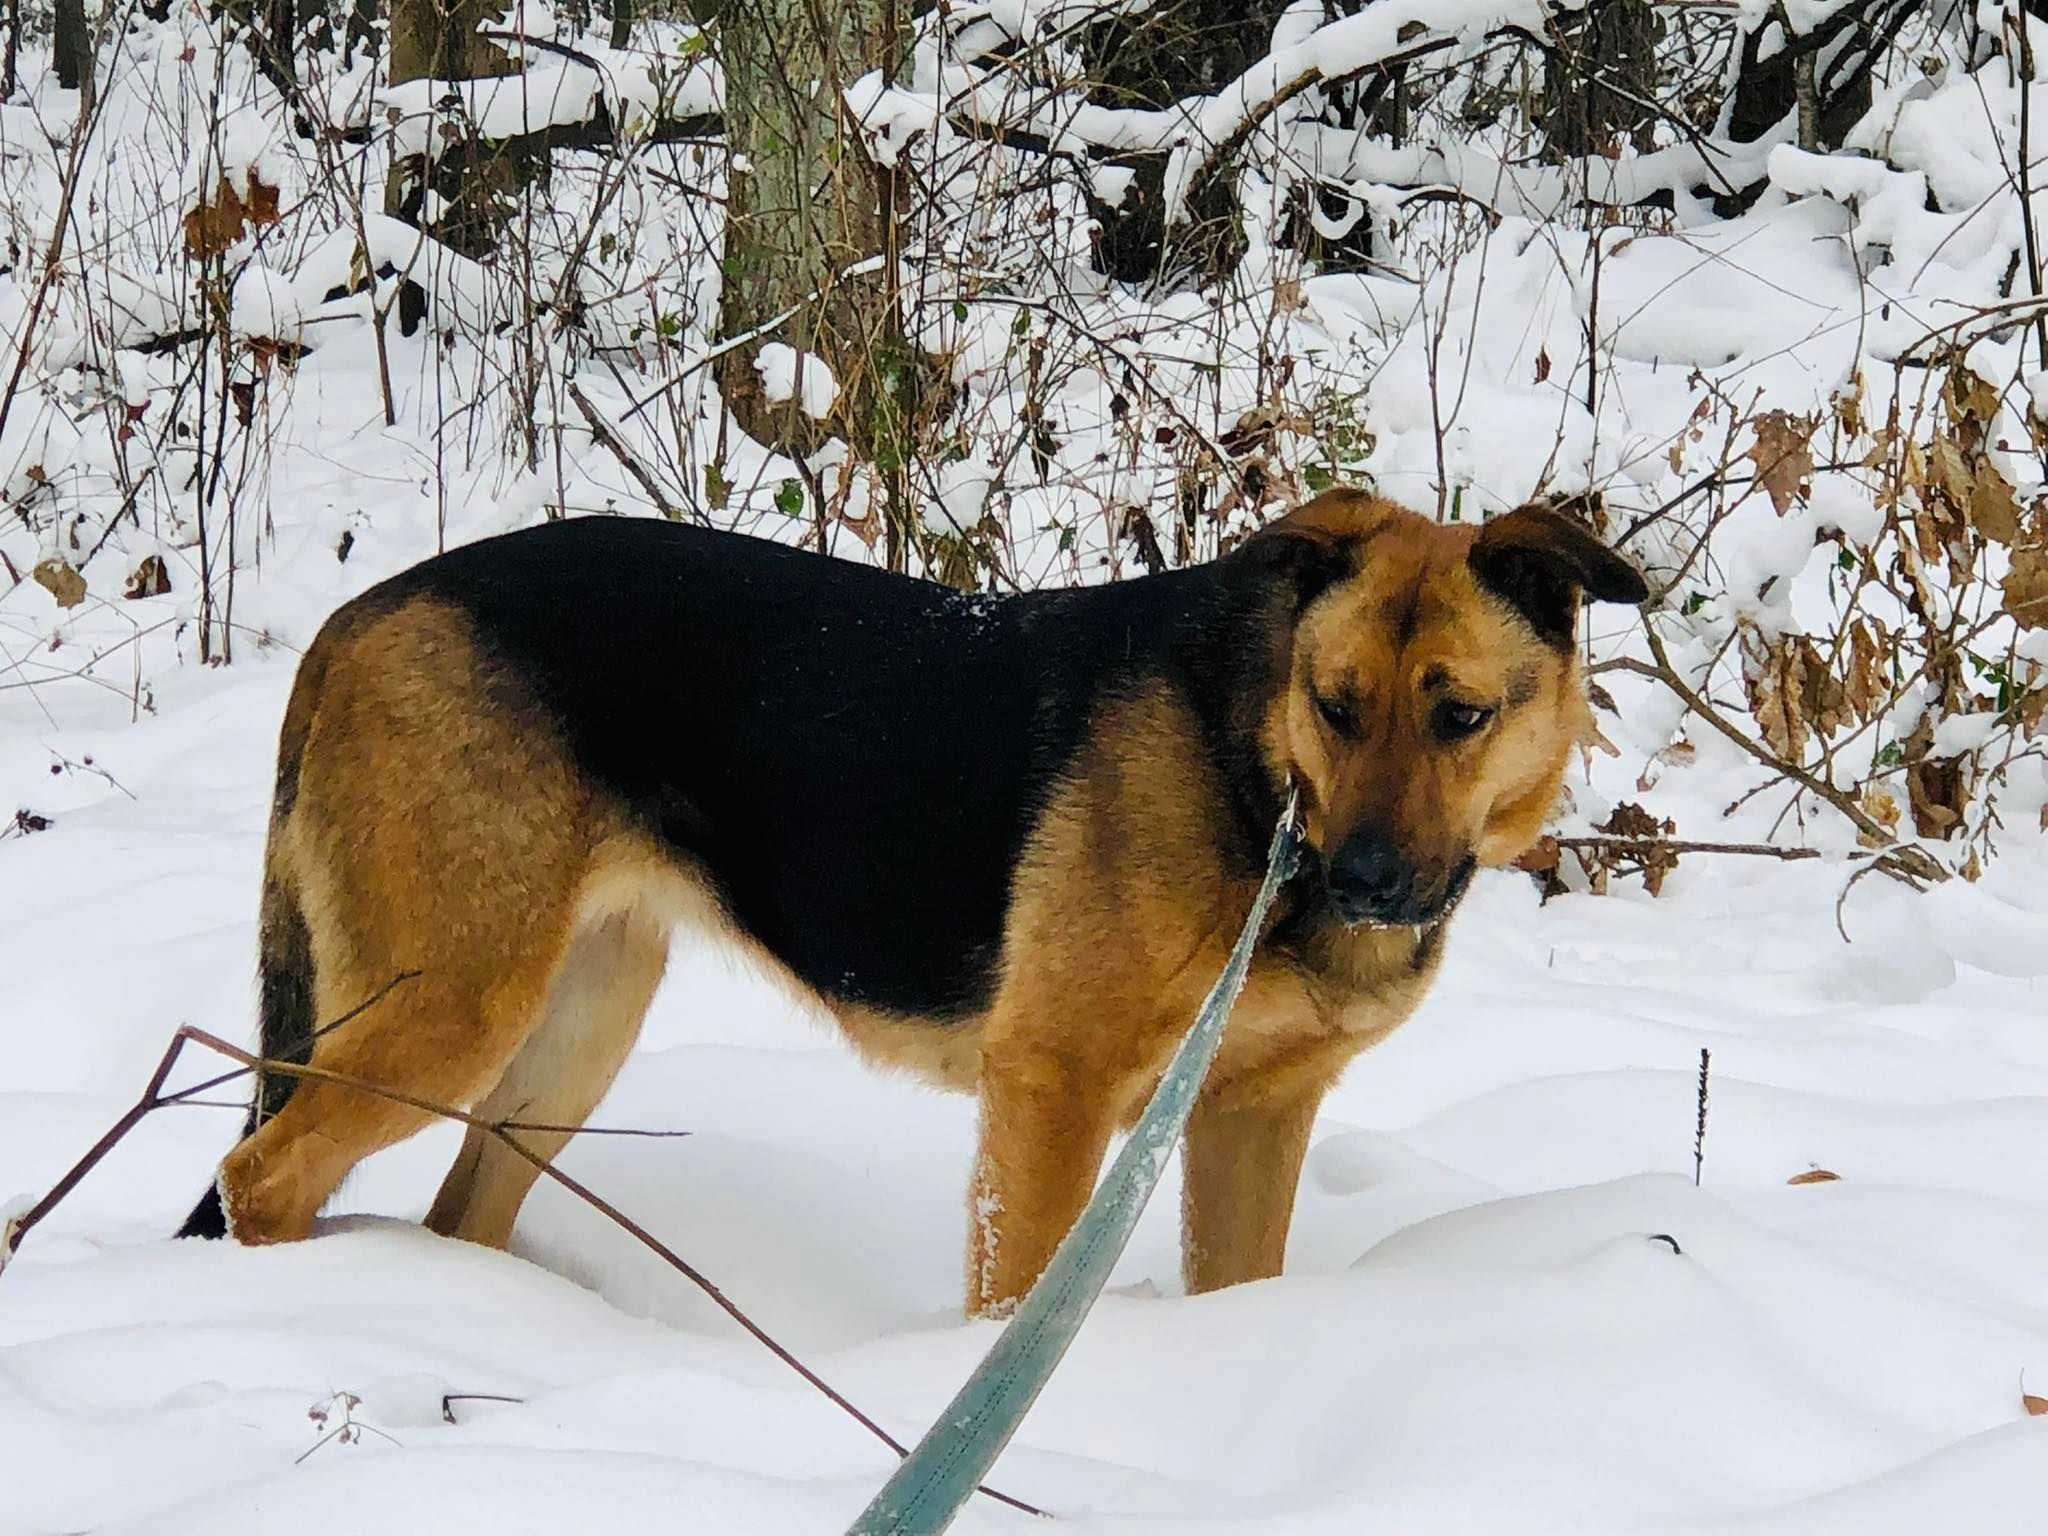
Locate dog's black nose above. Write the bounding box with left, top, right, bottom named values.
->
left=1326, top=829, right=1416, bottom=924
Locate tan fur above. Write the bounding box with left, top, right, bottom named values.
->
left=221, top=491, right=1603, bottom=1323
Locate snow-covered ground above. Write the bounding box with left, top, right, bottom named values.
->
left=5, top=633, right=2048, bottom=1532
left=6, top=4, right=2048, bottom=1530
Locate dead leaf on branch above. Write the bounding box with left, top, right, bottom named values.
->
left=1787, top=1169, right=1841, bottom=1185
left=1833, top=375, right=1865, bottom=439
left=183, top=170, right=281, bottom=263
left=124, top=555, right=171, bottom=599
left=1743, top=627, right=1809, bottom=760
left=1943, top=363, right=2001, bottom=427
left=32, top=559, right=85, bottom=609
left=1637, top=735, right=1695, bottom=794
left=1857, top=787, right=1901, bottom=850
left=1929, top=435, right=1972, bottom=513
left=1749, top=410, right=1815, bottom=514
left=1593, top=801, right=1681, bottom=896
left=1516, top=834, right=1567, bottom=902
left=1970, top=467, right=2021, bottom=544
left=1744, top=627, right=1853, bottom=760
left=1903, top=723, right=1969, bottom=840
left=1845, top=618, right=1889, bottom=724
left=2004, top=543, right=2048, bottom=629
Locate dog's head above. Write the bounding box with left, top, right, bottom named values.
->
left=1235, top=489, right=1646, bottom=928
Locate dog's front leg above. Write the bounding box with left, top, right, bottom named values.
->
left=966, top=1040, right=1118, bottom=1317
left=1180, top=1080, right=1324, bottom=1295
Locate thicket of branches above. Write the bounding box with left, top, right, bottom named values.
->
left=2, top=0, right=2046, bottom=894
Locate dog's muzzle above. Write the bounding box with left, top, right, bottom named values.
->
left=1324, top=833, right=1475, bottom=931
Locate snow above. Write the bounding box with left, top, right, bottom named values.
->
left=3, top=3, right=2048, bottom=1530
left=232, top=264, right=305, bottom=344
left=755, top=342, right=840, bottom=419
left=372, top=40, right=719, bottom=161
left=5, top=693, right=2048, bottom=1530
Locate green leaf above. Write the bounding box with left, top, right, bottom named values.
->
left=774, top=479, right=805, bottom=517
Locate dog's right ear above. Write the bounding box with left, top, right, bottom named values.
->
left=1233, top=489, right=1386, bottom=609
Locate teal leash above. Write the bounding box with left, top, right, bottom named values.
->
left=847, top=788, right=1303, bottom=1534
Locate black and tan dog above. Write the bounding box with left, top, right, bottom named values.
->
left=178, top=488, right=1643, bottom=1314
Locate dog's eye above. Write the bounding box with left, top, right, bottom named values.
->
left=1315, top=692, right=1356, bottom=736
left=1434, top=700, right=1494, bottom=741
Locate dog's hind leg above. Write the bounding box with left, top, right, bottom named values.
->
left=216, top=944, right=564, bottom=1245
left=425, top=904, right=669, bottom=1247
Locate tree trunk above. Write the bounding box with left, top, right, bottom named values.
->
left=53, top=0, right=88, bottom=95
left=1078, top=0, right=1293, bottom=283
left=1541, top=0, right=1663, bottom=159
left=388, top=0, right=515, bottom=84
left=385, top=0, right=531, bottom=265
left=3, top=0, right=19, bottom=101
left=711, top=0, right=909, bottom=456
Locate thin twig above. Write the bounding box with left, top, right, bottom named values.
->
left=567, top=382, right=694, bottom=522
left=1551, top=834, right=1821, bottom=860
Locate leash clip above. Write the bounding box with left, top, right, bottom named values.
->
left=1276, top=774, right=1305, bottom=884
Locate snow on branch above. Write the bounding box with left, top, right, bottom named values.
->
left=1160, top=0, right=1566, bottom=225
left=358, top=42, right=720, bottom=162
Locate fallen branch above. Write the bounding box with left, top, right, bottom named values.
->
left=0, top=1022, right=1043, bottom=1520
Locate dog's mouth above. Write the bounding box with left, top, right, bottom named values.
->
left=1314, top=853, right=1477, bottom=933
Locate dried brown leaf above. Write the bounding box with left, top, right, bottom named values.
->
left=1744, top=629, right=1809, bottom=761
left=1944, top=364, right=2000, bottom=424
left=1930, top=436, right=1971, bottom=510
left=2003, top=544, right=2048, bottom=629
left=1787, top=1169, right=1840, bottom=1185
left=1971, top=467, right=2021, bottom=544
left=31, top=559, right=85, bottom=609
left=1857, top=788, right=1901, bottom=850
left=1749, top=411, right=1815, bottom=515
left=123, top=554, right=171, bottom=599
left=1594, top=802, right=1680, bottom=896
left=1904, top=724, right=1969, bottom=840
left=1797, top=635, right=1849, bottom=740
left=1834, top=377, right=1864, bottom=439
left=1845, top=619, right=1889, bottom=724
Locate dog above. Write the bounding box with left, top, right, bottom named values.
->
left=177, top=487, right=1645, bottom=1315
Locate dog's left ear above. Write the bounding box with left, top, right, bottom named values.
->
left=1468, top=506, right=1647, bottom=646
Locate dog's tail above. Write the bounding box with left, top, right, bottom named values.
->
left=177, top=868, right=317, bottom=1239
